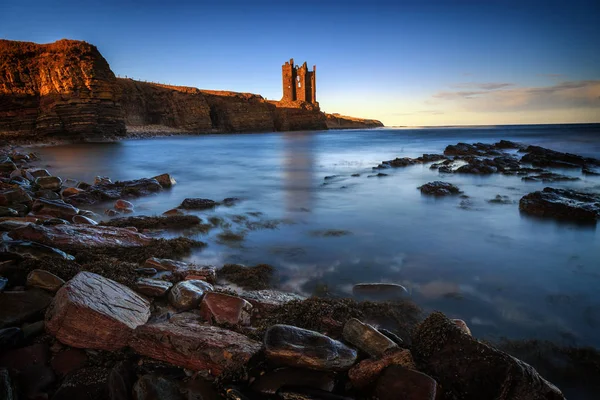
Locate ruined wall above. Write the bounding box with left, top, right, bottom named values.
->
left=0, top=39, right=126, bottom=141
left=281, top=59, right=317, bottom=105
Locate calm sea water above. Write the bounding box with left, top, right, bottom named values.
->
left=31, top=124, right=600, bottom=348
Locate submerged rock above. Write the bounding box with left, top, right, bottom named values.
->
left=521, top=172, right=579, bottom=183
left=114, top=199, right=134, bottom=211
left=519, top=188, right=600, bottom=222
left=342, top=318, right=398, bottom=357
left=418, top=181, right=461, bottom=196
left=130, top=316, right=261, bottom=375
left=45, top=272, right=151, bottom=350
left=411, top=312, right=565, bottom=400
left=152, top=173, right=176, bottom=188
left=179, top=198, right=218, bottom=210
left=264, top=324, right=357, bottom=371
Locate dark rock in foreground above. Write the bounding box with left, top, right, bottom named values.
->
left=101, top=214, right=203, bottom=230
left=0, top=289, right=53, bottom=329
left=411, top=312, right=565, bottom=400
left=418, top=181, right=461, bottom=196
left=519, top=188, right=600, bottom=222
left=375, top=365, right=438, bottom=400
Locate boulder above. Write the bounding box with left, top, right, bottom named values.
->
left=29, top=169, right=51, bottom=178
left=34, top=176, right=62, bottom=191
left=45, top=272, right=151, bottom=350
left=0, top=187, right=32, bottom=207
left=32, top=198, right=79, bottom=220
left=411, top=312, right=565, bottom=400
left=115, top=199, right=134, bottom=211
left=374, top=366, right=438, bottom=400
left=348, top=349, right=416, bottom=388
left=0, top=289, right=53, bottom=328
left=342, top=318, right=398, bottom=357
left=134, top=278, right=173, bottom=297
left=66, top=178, right=163, bottom=206
left=199, top=292, right=253, bottom=325
left=152, top=173, right=176, bottom=188
left=62, top=187, right=84, bottom=197
left=168, top=280, right=213, bottom=310
left=418, top=181, right=461, bottom=196
left=26, top=269, right=65, bottom=292
left=108, top=361, right=137, bottom=400
left=130, top=316, right=261, bottom=375
left=179, top=198, right=218, bottom=210
left=264, top=324, right=357, bottom=371
left=452, top=319, right=472, bottom=336
left=9, top=223, right=153, bottom=248
left=72, top=214, right=98, bottom=225
left=1, top=239, right=75, bottom=260
left=519, top=188, right=600, bottom=222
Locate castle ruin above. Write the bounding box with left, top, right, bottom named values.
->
left=281, top=58, right=317, bottom=106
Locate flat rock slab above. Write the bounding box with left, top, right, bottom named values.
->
left=264, top=324, right=357, bottom=371
left=9, top=223, right=153, bottom=248
left=130, top=317, right=261, bottom=376
left=0, top=289, right=53, bottom=329
left=411, top=312, right=565, bottom=400
left=46, top=272, right=150, bottom=350
left=199, top=292, right=253, bottom=325
left=343, top=318, right=398, bottom=358
left=519, top=188, right=600, bottom=222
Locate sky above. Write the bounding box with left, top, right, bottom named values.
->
left=1, top=0, right=599, bottom=126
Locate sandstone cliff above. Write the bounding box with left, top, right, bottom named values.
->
left=325, top=113, right=384, bottom=129
left=0, top=39, right=125, bottom=141
left=0, top=39, right=382, bottom=142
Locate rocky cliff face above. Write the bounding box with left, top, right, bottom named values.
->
left=0, top=39, right=126, bottom=141
left=0, top=39, right=382, bottom=142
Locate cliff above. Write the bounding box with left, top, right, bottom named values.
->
left=0, top=39, right=382, bottom=142
left=0, top=39, right=125, bottom=141
left=325, top=113, right=384, bottom=129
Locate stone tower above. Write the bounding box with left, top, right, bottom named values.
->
left=281, top=58, right=317, bottom=105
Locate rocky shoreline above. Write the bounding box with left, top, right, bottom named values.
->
left=1, top=141, right=599, bottom=399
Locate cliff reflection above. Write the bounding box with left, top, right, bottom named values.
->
left=283, top=132, right=315, bottom=215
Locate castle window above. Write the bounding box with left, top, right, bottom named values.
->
left=298, top=82, right=301, bottom=88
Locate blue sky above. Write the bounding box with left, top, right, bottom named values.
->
left=1, top=0, right=599, bottom=125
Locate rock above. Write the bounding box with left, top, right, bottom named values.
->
left=0, top=207, right=18, bottom=217
left=145, top=257, right=216, bottom=283
left=352, top=283, right=408, bottom=299
left=26, top=269, right=65, bottom=292
left=179, top=198, right=218, bottom=210
left=105, top=209, right=119, bottom=216
left=0, top=342, right=50, bottom=373
left=168, top=280, right=213, bottom=310
left=411, top=312, right=565, bottom=400
left=72, top=214, right=98, bottom=225
left=264, top=324, right=357, bottom=371
left=0, top=157, right=17, bottom=173
left=348, top=349, right=417, bottom=388
left=52, top=367, right=110, bottom=400
left=0, top=187, right=32, bottom=207
left=0, top=289, right=53, bottom=328
left=452, top=319, right=472, bottom=335
left=521, top=172, right=579, bottom=182
left=34, top=176, right=62, bottom=191
left=240, top=289, right=305, bottom=315
left=1, top=239, right=75, bottom=260
left=62, top=187, right=84, bottom=197
left=95, top=176, right=112, bottom=185
left=134, top=278, right=173, bottom=297
left=374, top=366, right=437, bottom=400
left=200, top=292, right=253, bottom=325
left=519, top=188, right=600, bottom=222
left=45, top=272, right=151, bottom=350
left=115, top=199, right=134, bottom=211
left=130, top=316, right=261, bottom=375
left=32, top=198, right=79, bottom=220
left=152, top=173, right=176, bottom=188
left=162, top=208, right=184, bottom=216
left=582, top=166, right=600, bottom=176
left=108, top=361, right=137, bottom=400
left=29, top=169, right=51, bottom=178
left=103, top=215, right=203, bottom=230
left=9, top=223, right=153, bottom=248
left=418, top=181, right=461, bottom=196
left=251, top=367, right=336, bottom=396
left=520, top=145, right=600, bottom=169
left=0, top=328, right=23, bottom=351
left=50, top=348, right=88, bottom=377
left=37, top=189, right=62, bottom=199
left=67, top=178, right=163, bottom=206
left=133, top=374, right=183, bottom=400
left=0, top=368, right=17, bottom=400
left=488, top=195, right=514, bottom=204
left=342, top=318, right=398, bottom=357
left=21, top=320, right=45, bottom=339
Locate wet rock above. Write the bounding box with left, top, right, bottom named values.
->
left=162, top=208, right=184, bottom=216
left=367, top=172, right=388, bottom=177
left=0, top=289, right=53, bottom=328
left=374, top=366, right=437, bottom=400
left=67, top=178, right=163, bottom=206
left=152, top=173, right=176, bottom=188
left=222, top=197, right=241, bottom=206
left=240, top=289, right=306, bottom=315
left=62, top=186, right=84, bottom=197
left=26, top=269, right=65, bottom=292
left=29, top=169, right=51, bottom=178
left=0, top=207, right=18, bottom=217
left=95, top=176, right=112, bottom=185
left=582, top=166, right=600, bottom=176
left=179, top=198, right=218, bottom=210
left=452, top=319, right=472, bottom=336
left=348, top=349, right=416, bottom=389
left=0, top=328, right=23, bottom=351
left=411, top=312, right=565, bottom=400
left=342, top=318, right=398, bottom=357
left=115, top=199, right=134, bottom=211
left=520, top=145, right=600, bottom=169
left=352, top=283, right=408, bottom=298
left=76, top=181, right=92, bottom=190
left=34, top=175, right=62, bottom=191
left=108, top=361, right=137, bottom=400
left=52, top=367, right=110, bottom=400
left=50, top=348, right=88, bottom=377
left=45, top=271, right=151, bottom=350
left=488, top=195, right=514, bottom=204
left=264, top=324, right=357, bottom=371
left=351, top=173, right=360, bottom=177
left=32, top=198, right=79, bottom=220
left=134, top=278, right=173, bottom=297
left=200, top=292, right=253, bottom=325
left=0, top=368, right=17, bottom=400
left=251, top=367, right=335, bottom=396
left=168, top=280, right=214, bottom=310
left=37, top=189, right=62, bottom=199
left=105, top=209, right=119, bottom=216
left=455, top=159, right=498, bottom=174
left=418, top=181, right=461, bottom=196
left=519, top=188, right=600, bottom=222
left=72, top=214, right=98, bottom=225
left=0, top=187, right=32, bottom=207
left=0, top=157, right=17, bottom=173
left=444, top=142, right=488, bottom=156
left=103, top=215, right=203, bottom=230
left=1, top=240, right=75, bottom=260
left=522, top=172, right=579, bottom=182
left=9, top=223, right=153, bottom=248
left=130, top=316, right=261, bottom=375
left=42, top=217, right=71, bottom=225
